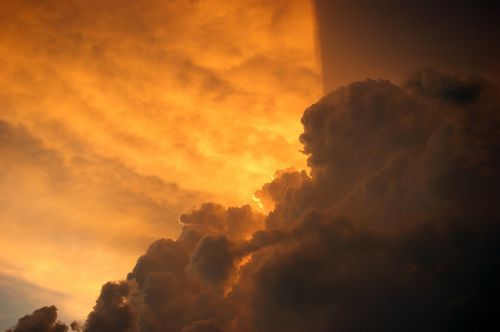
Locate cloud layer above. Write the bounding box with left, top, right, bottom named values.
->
left=10, top=69, right=499, bottom=331
left=0, top=0, right=319, bottom=201
left=0, top=0, right=319, bottom=325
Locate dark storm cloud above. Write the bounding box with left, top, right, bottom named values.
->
left=84, top=282, right=139, bottom=332
left=6, top=306, right=68, bottom=332
left=187, top=235, right=239, bottom=291
left=8, top=70, right=500, bottom=331
left=178, top=203, right=265, bottom=244
left=239, top=70, right=500, bottom=331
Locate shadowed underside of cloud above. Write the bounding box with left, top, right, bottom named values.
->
left=8, top=70, right=500, bottom=331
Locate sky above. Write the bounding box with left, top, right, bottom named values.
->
left=315, top=0, right=500, bottom=91
left=0, top=0, right=320, bottom=327
left=1, top=0, right=500, bottom=331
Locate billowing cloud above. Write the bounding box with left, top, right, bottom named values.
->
left=84, top=282, right=139, bottom=332
left=10, top=69, right=498, bottom=331
left=247, top=70, right=500, bottom=331
left=6, top=306, right=68, bottom=332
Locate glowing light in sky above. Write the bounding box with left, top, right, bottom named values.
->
left=0, top=0, right=320, bottom=325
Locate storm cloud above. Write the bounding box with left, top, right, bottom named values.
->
left=8, top=70, right=500, bottom=331
left=6, top=306, right=69, bottom=332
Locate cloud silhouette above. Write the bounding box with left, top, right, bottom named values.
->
left=7, top=70, right=500, bottom=331
left=6, top=306, right=69, bottom=332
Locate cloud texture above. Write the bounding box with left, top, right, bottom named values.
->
left=8, top=70, right=500, bottom=331
left=0, top=0, right=319, bottom=201
left=0, top=0, right=319, bottom=325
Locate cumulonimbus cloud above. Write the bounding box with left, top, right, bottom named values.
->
left=7, top=69, right=500, bottom=331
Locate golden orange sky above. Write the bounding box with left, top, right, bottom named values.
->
left=0, top=0, right=320, bottom=325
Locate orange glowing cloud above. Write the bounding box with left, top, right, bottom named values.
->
left=0, top=0, right=320, bottom=326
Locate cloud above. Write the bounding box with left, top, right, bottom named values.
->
left=84, top=282, right=139, bottom=332
left=0, top=0, right=320, bottom=202
left=0, top=0, right=319, bottom=321
left=6, top=306, right=68, bottom=332
left=8, top=70, right=500, bottom=331
left=179, top=203, right=265, bottom=244
left=242, top=69, right=500, bottom=331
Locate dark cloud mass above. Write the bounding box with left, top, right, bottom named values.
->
left=8, top=70, right=500, bottom=331
left=6, top=306, right=68, bottom=332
